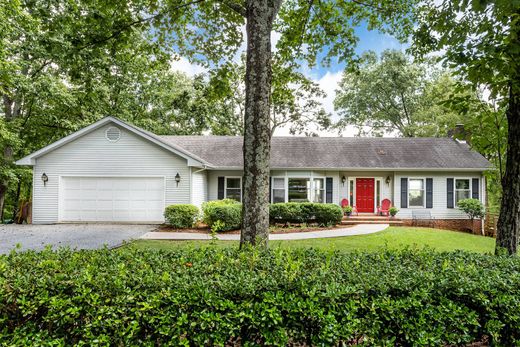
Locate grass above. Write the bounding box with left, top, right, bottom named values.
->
left=129, top=227, right=496, bottom=254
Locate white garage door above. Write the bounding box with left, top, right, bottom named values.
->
left=60, top=177, right=165, bottom=222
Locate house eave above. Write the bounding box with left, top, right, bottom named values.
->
left=207, top=166, right=491, bottom=171
left=15, top=116, right=211, bottom=168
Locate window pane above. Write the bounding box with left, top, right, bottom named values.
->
left=456, top=190, right=470, bottom=203
left=456, top=179, right=469, bottom=190
left=409, top=190, right=424, bottom=207
left=313, top=178, right=324, bottom=203
left=288, top=178, right=309, bottom=202
left=226, top=178, right=241, bottom=189
left=273, top=178, right=284, bottom=189
left=226, top=188, right=241, bottom=202
left=409, top=179, right=424, bottom=190
left=273, top=189, right=285, bottom=203
left=349, top=180, right=354, bottom=204
left=376, top=180, right=381, bottom=207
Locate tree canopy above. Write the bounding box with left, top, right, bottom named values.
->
left=334, top=50, right=466, bottom=137
left=413, top=0, right=520, bottom=254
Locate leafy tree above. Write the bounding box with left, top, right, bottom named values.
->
left=3, top=0, right=418, bottom=245
left=207, top=56, right=332, bottom=136
left=149, top=0, right=418, bottom=245
left=334, top=50, right=465, bottom=137
left=0, top=1, right=234, bottom=221
left=413, top=0, right=520, bottom=255
left=445, top=84, right=507, bottom=215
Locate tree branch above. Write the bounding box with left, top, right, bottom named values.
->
left=218, top=0, right=246, bottom=17
left=78, top=0, right=206, bottom=50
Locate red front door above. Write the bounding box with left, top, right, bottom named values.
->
left=356, top=178, right=375, bottom=213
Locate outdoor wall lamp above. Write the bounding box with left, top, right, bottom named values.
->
left=385, top=176, right=391, bottom=185
left=41, top=173, right=48, bottom=187
left=175, top=173, right=181, bottom=187
left=341, top=175, right=346, bottom=186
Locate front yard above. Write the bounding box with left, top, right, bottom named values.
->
left=130, top=226, right=495, bottom=254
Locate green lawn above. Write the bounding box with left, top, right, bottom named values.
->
left=130, top=227, right=496, bottom=254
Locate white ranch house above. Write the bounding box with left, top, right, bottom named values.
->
left=17, top=117, right=490, bottom=227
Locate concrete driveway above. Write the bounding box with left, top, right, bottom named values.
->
left=0, top=224, right=155, bottom=254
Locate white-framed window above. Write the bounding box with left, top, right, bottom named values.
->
left=455, top=178, right=471, bottom=206
left=313, top=178, right=325, bottom=203
left=225, top=177, right=241, bottom=202
left=271, top=177, right=286, bottom=203
left=376, top=180, right=381, bottom=207
left=408, top=178, right=425, bottom=208
left=288, top=178, right=310, bottom=202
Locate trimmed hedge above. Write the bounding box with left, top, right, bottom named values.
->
left=1, top=248, right=520, bottom=345
left=164, top=204, right=199, bottom=228
left=202, top=199, right=242, bottom=232
left=270, top=202, right=343, bottom=225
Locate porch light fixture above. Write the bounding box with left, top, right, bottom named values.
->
left=175, top=173, right=181, bottom=187
left=41, top=173, right=48, bottom=187
left=385, top=176, right=391, bottom=185
left=341, top=176, right=346, bottom=186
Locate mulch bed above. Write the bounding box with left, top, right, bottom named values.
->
left=155, top=224, right=352, bottom=234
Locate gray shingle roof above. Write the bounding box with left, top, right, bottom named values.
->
left=160, top=135, right=491, bottom=170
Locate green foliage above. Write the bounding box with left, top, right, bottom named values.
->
left=334, top=50, right=465, bottom=137
left=457, top=199, right=485, bottom=221
left=389, top=206, right=399, bottom=216
left=270, top=203, right=343, bottom=226
left=208, top=55, right=332, bottom=136
left=202, top=200, right=242, bottom=232
left=164, top=204, right=199, bottom=228
left=343, top=205, right=353, bottom=214
left=1, top=247, right=519, bottom=345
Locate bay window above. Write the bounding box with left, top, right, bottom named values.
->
left=313, top=178, right=325, bottom=203
left=271, top=178, right=286, bottom=203
left=288, top=178, right=310, bottom=202
left=408, top=178, right=425, bottom=207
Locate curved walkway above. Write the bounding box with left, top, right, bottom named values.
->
left=140, top=223, right=389, bottom=241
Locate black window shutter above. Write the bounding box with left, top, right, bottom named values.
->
left=217, top=177, right=225, bottom=200
left=326, top=177, right=333, bottom=203
left=472, top=178, right=479, bottom=200
left=400, top=178, right=408, bottom=208
left=426, top=178, right=433, bottom=208
left=447, top=178, right=454, bottom=208
left=269, top=176, right=272, bottom=203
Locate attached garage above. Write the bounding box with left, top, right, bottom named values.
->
left=16, top=117, right=209, bottom=224
left=60, top=177, right=165, bottom=222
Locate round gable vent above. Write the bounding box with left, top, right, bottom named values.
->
left=105, top=127, right=121, bottom=142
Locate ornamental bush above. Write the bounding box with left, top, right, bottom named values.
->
left=164, top=204, right=199, bottom=228
left=457, top=198, right=485, bottom=220
left=270, top=202, right=343, bottom=225
left=1, top=247, right=520, bottom=346
left=202, top=199, right=241, bottom=231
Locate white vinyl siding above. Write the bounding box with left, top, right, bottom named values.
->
left=32, top=124, right=190, bottom=224
left=394, top=172, right=483, bottom=219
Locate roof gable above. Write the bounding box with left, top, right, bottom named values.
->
left=16, top=117, right=209, bottom=167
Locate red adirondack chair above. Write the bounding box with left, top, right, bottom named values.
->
left=341, top=198, right=358, bottom=216
left=377, top=199, right=392, bottom=216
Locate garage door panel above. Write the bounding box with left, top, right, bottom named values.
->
left=61, top=177, right=165, bottom=222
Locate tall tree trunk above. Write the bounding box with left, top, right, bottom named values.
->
left=495, top=84, right=520, bottom=255
left=240, top=0, right=281, bottom=247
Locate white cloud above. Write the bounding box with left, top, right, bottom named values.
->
left=170, top=57, right=208, bottom=76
